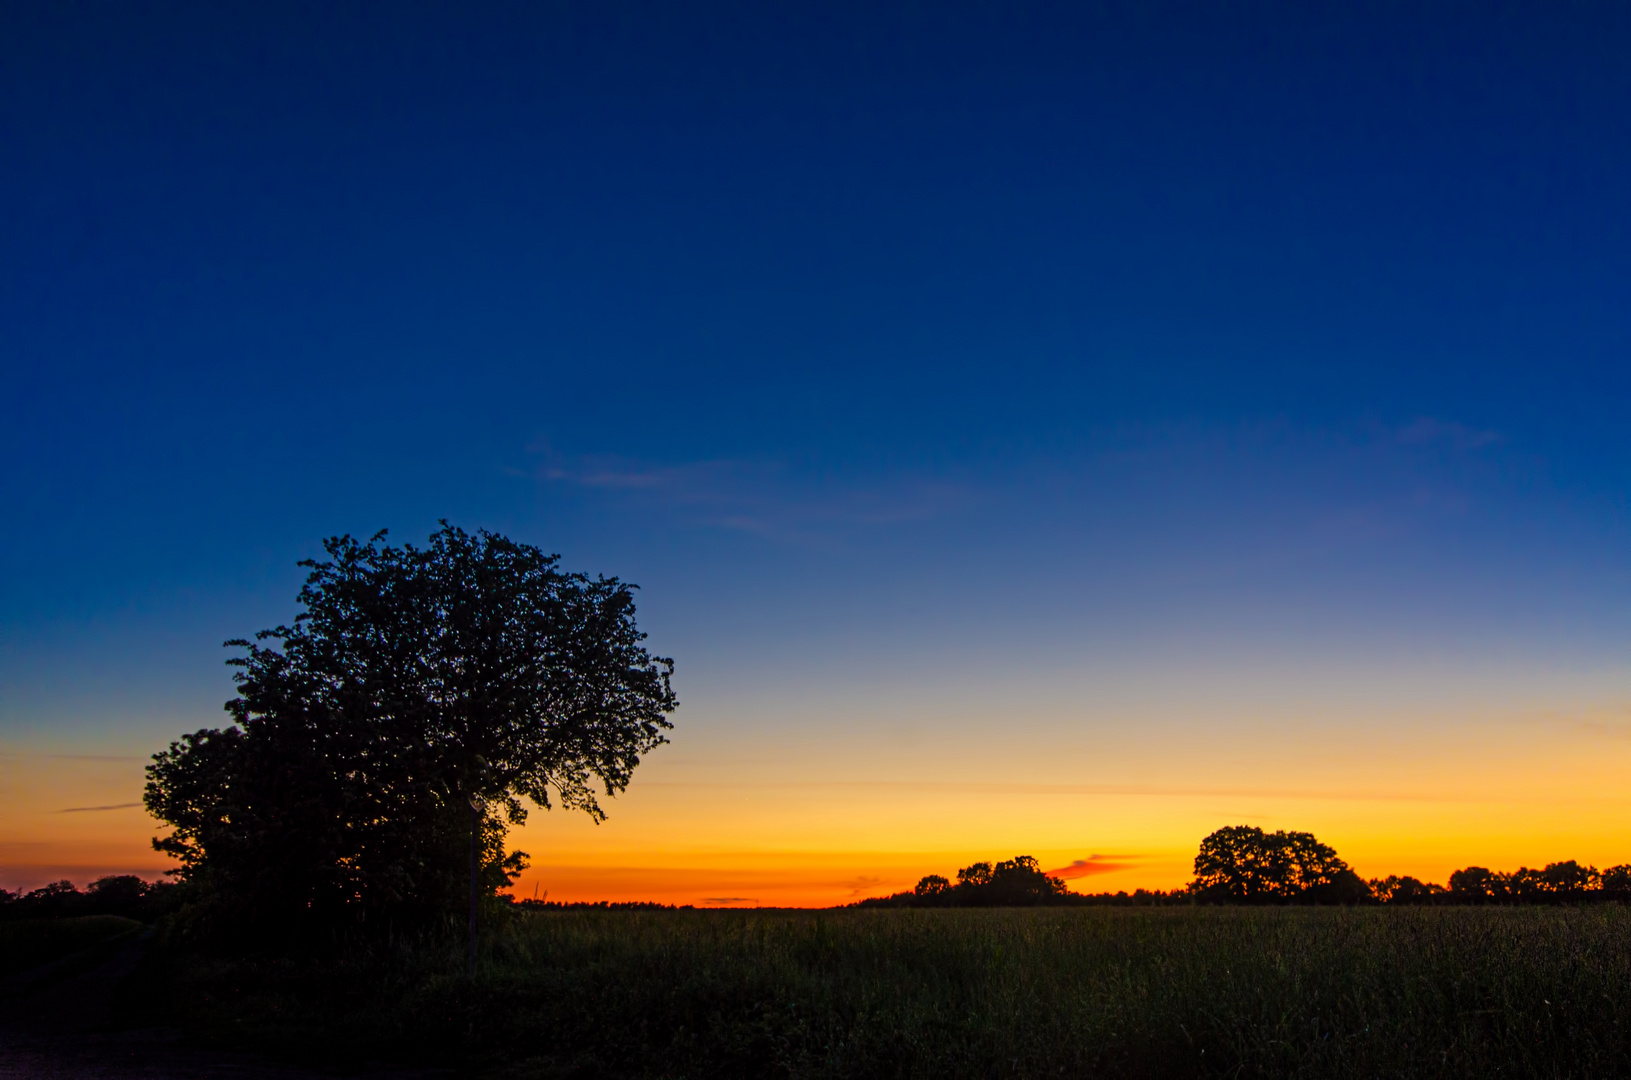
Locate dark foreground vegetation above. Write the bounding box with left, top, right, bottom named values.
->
left=116, top=905, right=1631, bottom=1079
left=0, top=914, right=142, bottom=977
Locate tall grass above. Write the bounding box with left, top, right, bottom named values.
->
left=132, top=906, right=1631, bottom=1078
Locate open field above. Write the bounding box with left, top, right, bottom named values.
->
left=0, top=915, right=142, bottom=978
left=120, top=905, right=1631, bottom=1078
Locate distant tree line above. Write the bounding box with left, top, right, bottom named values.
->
left=1189, top=826, right=1631, bottom=905
left=0, top=875, right=184, bottom=921
left=856, top=827, right=1631, bottom=908
left=1372, top=861, right=1631, bottom=904
left=516, top=900, right=693, bottom=911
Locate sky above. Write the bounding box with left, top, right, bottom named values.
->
left=3, top=1, right=1630, bottom=906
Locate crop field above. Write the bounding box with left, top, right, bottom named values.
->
left=127, top=905, right=1631, bottom=1078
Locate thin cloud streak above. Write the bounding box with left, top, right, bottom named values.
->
left=1395, top=417, right=1501, bottom=451
left=527, top=450, right=973, bottom=543
left=1045, top=855, right=1134, bottom=879
left=842, top=875, right=884, bottom=897
left=0, top=754, right=142, bottom=763
left=633, top=779, right=1584, bottom=805
left=56, top=802, right=142, bottom=813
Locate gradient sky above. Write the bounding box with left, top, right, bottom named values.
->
left=4, top=2, right=1630, bottom=906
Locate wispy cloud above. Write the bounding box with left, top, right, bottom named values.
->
left=1545, top=704, right=1631, bottom=742
left=1045, top=855, right=1134, bottom=879
left=638, top=779, right=1491, bottom=804
left=0, top=754, right=142, bottom=763
left=527, top=450, right=971, bottom=542
left=701, top=896, right=758, bottom=905
left=842, top=875, right=884, bottom=898
left=56, top=802, right=141, bottom=813
left=1395, top=417, right=1500, bottom=451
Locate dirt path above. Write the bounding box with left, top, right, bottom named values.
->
left=0, top=931, right=429, bottom=1079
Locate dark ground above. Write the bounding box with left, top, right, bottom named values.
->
left=8, top=907, right=1630, bottom=1078
left=0, top=927, right=430, bottom=1079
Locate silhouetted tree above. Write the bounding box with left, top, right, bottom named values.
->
left=85, top=875, right=147, bottom=914
left=1602, top=864, right=1631, bottom=901
left=1538, top=860, right=1598, bottom=899
left=1507, top=867, right=1545, bottom=902
left=979, top=856, right=1069, bottom=905
left=938, top=856, right=1069, bottom=906
left=914, top=874, right=950, bottom=898
left=878, top=858, right=1070, bottom=907
left=8, top=880, right=84, bottom=918
left=956, top=862, right=993, bottom=889
left=1369, top=875, right=1446, bottom=904
left=1448, top=866, right=1505, bottom=903
left=1190, top=826, right=1274, bottom=901
left=1492, top=861, right=1600, bottom=904
left=145, top=525, right=677, bottom=935
left=1189, top=826, right=1368, bottom=903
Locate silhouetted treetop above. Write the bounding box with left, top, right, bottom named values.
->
left=228, top=525, right=675, bottom=819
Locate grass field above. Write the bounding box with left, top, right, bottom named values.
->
left=0, top=915, right=142, bottom=978
left=126, top=905, right=1631, bottom=1078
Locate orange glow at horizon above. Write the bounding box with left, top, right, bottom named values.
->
left=7, top=682, right=1631, bottom=906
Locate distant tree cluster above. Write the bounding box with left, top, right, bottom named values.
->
left=855, top=830, right=1631, bottom=909
left=0, top=875, right=182, bottom=921
left=858, top=857, right=1075, bottom=908
left=144, top=525, right=676, bottom=937
left=1190, top=827, right=1631, bottom=905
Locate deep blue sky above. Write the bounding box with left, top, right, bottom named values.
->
left=4, top=1, right=1630, bottom=759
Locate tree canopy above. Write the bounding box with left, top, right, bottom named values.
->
left=145, top=525, right=677, bottom=931
left=1188, top=825, right=1369, bottom=903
